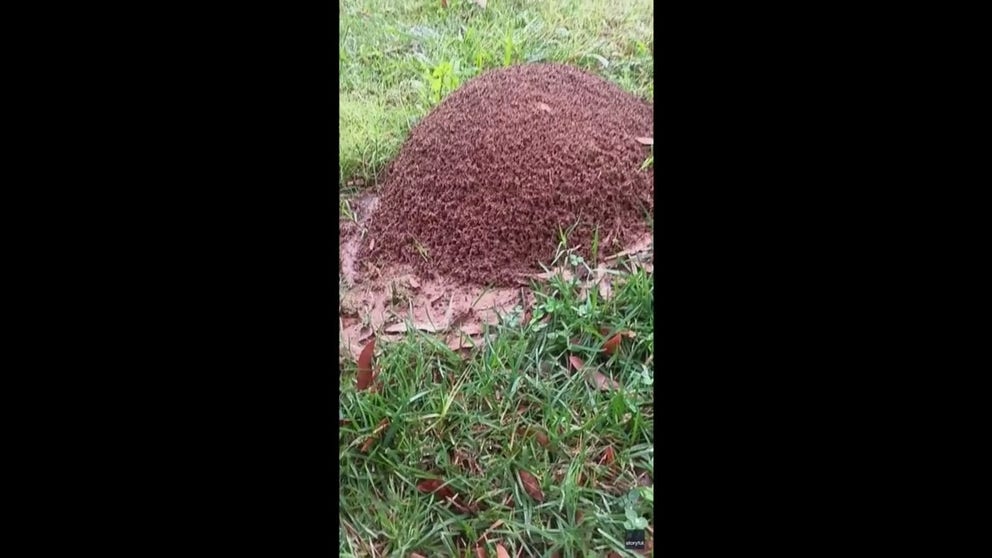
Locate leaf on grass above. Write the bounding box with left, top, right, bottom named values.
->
left=417, top=478, right=455, bottom=500
left=589, top=370, right=621, bottom=391
left=356, top=338, right=376, bottom=391
left=473, top=546, right=486, bottom=558
left=470, top=0, right=487, bottom=9
left=635, top=136, right=653, bottom=145
left=440, top=0, right=447, bottom=9
left=360, top=417, right=390, bottom=453
left=568, top=355, right=585, bottom=372
left=600, top=446, right=616, bottom=465
left=411, top=553, right=427, bottom=558
left=535, top=430, right=549, bottom=448
left=602, top=334, right=622, bottom=355
left=495, top=543, right=509, bottom=558
left=518, top=469, right=544, bottom=502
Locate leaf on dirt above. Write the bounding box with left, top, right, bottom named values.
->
left=600, top=446, right=616, bottom=465
left=635, top=136, right=653, bottom=145
left=518, top=469, right=544, bottom=502
left=535, top=430, right=549, bottom=448
left=495, top=543, right=509, bottom=558
left=384, top=321, right=443, bottom=334
left=589, top=370, right=621, bottom=391
left=356, top=338, right=376, bottom=391
left=568, top=355, right=585, bottom=372
left=417, top=478, right=455, bottom=500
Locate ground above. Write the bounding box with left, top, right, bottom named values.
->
left=339, top=1, right=654, bottom=556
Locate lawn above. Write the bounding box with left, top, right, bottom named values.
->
left=338, top=1, right=655, bottom=556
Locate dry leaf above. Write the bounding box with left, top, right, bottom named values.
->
left=360, top=417, right=390, bottom=453
left=473, top=546, right=486, bottom=558
left=603, top=334, right=622, bottom=355
left=417, top=478, right=455, bottom=500
left=384, top=321, right=443, bottom=334
left=635, top=136, right=653, bottom=145
left=535, top=430, right=549, bottom=448
left=495, top=543, right=509, bottom=558
left=356, top=338, right=375, bottom=391
left=536, top=102, right=551, bottom=112
left=600, top=446, right=616, bottom=465
left=518, top=469, right=544, bottom=502
left=470, top=0, right=487, bottom=9
left=589, top=370, right=620, bottom=391
left=568, top=355, right=585, bottom=372
left=440, top=0, right=447, bottom=9
left=411, top=554, right=427, bottom=558
left=359, top=437, right=375, bottom=453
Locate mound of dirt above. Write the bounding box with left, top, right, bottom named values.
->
left=361, top=63, right=653, bottom=286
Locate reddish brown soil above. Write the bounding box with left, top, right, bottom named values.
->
left=361, top=63, right=653, bottom=286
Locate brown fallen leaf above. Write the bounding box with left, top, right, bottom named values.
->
left=589, top=370, right=621, bottom=391
left=535, top=430, right=549, bottom=448
left=602, top=334, right=622, bottom=355
left=473, top=546, right=486, bottom=558
left=600, top=446, right=616, bottom=465
left=495, top=543, right=509, bottom=558
left=384, top=321, right=443, bottom=334
left=518, top=469, right=544, bottom=502
left=568, top=355, right=585, bottom=372
left=417, top=478, right=455, bottom=500
left=440, top=0, right=447, bottom=9
left=635, top=136, right=653, bottom=145
left=356, top=338, right=375, bottom=391
left=360, top=417, right=390, bottom=453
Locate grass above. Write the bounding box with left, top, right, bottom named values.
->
left=340, top=256, right=654, bottom=556
left=338, top=1, right=654, bottom=555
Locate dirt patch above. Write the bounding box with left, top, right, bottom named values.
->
left=361, top=63, right=653, bottom=286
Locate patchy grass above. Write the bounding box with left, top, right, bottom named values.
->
left=338, top=0, right=654, bottom=197
left=338, top=1, right=654, bottom=555
left=340, top=257, right=654, bottom=556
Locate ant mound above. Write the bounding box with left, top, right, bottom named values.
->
left=362, top=63, right=653, bottom=286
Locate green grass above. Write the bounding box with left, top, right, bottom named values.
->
left=340, top=258, right=654, bottom=556
left=338, top=1, right=654, bottom=555
left=339, top=0, right=654, bottom=196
